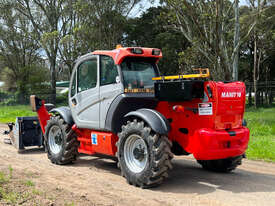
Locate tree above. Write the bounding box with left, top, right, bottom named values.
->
left=241, top=0, right=275, bottom=107
left=233, top=0, right=240, bottom=81
left=72, top=0, right=142, bottom=49
left=15, top=0, right=74, bottom=104
left=125, top=6, right=189, bottom=75
left=0, top=1, right=46, bottom=103
left=163, top=0, right=256, bottom=81
left=57, top=0, right=143, bottom=79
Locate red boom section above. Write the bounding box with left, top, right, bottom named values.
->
left=156, top=81, right=249, bottom=160
left=36, top=100, right=51, bottom=134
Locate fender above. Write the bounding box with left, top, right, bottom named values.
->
left=124, top=108, right=170, bottom=135
left=50, top=107, right=74, bottom=125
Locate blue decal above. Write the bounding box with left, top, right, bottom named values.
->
left=91, top=133, right=98, bottom=145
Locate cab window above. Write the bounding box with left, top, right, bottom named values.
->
left=77, top=59, right=97, bottom=92
left=70, top=72, right=76, bottom=97
left=121, top=57, right=157, bottom=89
left=100, top=55, right=118, bottom=86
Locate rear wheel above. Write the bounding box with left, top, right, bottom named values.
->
left=44, top=116, right=78, bottom=165
left=197, top=155, right=243, bottom=172
left=116, top=119, right=173, bottom=188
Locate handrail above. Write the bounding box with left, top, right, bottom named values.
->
left=152, top=68, right=210, bottom=81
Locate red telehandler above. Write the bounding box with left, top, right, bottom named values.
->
left=30, top=46, right=249, bottom=188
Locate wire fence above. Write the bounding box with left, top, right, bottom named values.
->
left=1, top=81, right=274, bottom=106
left=245, top=81, right=275, bottom=106
left=0, top=92, right=67, bottom=106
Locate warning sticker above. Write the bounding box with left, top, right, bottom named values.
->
left=198, top=103, right=213, bottom=115
left=91, top=133, right=98, bottom=145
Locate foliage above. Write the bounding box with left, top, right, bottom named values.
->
left=0, top=91, right=11, bottom=100
left=163, top=0, right=239, bottom=80
left=125, top=6, right=188, bottom=75
left=239, top=1, right=275, bottom=107
left=0, top=65, right=51, bottom=104
left=56, top=92, right=69, bottom=106
left=0, top=1, right=50, bottom=104
left=0, top=0, right=274, bottom=107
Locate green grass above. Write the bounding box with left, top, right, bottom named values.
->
left=0, top=167, right=38, bottom=204
left=0, top=105, right=35, bottom=123
left=0, top=171, right=8, bottom=184
left=65, top=202, right=75, bottom=206
left=23, top=180, right=35, bottom=187
left=245, top=107, right=275, bottom=162
left=0, top=169, right=19, bottom=204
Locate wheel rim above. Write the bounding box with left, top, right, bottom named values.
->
left=124, top=134, right=148, bottom=173
left=48, top=125, right=62, bottom=155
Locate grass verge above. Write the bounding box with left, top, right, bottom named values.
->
left=245, top=107, right=275, bottom=162
left=0, top=105, right=35, bottom=123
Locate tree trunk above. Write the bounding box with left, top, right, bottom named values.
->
left=233, top=0, right=240, bottom=81
left=253, top=36, right=258, bottom=108
left=265, top=67, right=268, bottom=105
left=50, top=58, right=56, bottom=104
left=248, top=84, right=252, bottom=106
left=269, top=91, right=273, bottom=105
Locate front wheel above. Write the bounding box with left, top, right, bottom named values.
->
left=116, top=119, right=173, bottom=188
left=44, top=116, right=78, bottom=165
left=197, top=155, right=243, bottom=172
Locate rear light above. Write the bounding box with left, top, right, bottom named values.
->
left=152, top=49, right=161, bottom=55
left=116, top=44, right=123, bottom=49
left=172, top=105, right=185, bottom=113
left=130, top=48, right=143, bottom=54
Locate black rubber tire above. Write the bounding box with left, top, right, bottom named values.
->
left=116, top=119, right=173, bottom=188
left=44, top=116, right=78, bottom=165
left=197, top=155, right=243, bottom=172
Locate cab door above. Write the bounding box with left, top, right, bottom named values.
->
left=99, top=55, right=123, bottom=129
left=69, top=55, right=100, bottom=129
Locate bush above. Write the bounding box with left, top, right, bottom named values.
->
left=0, top=91, right=17, bottom=106
left=56, top=92, right=68, bottom=105
left=0, top=98, right=18, bottom=106
left=0, top=91, right=10, bottom=99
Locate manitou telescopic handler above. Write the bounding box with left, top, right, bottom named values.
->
left=30, top=46, right=249, bottom=188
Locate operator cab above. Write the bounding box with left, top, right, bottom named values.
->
left=69, top=46, right=162, bottom=131
left=121, top=57, right=159, bottom=91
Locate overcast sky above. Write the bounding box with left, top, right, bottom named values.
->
left=131, top=0, right=249, bottom=17
left=240, top=0, right=248, bottom=5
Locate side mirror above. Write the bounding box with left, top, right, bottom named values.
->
left=116, top=76, right=120, bottom=84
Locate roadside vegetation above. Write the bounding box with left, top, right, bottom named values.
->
left=245, top=107, right=275, bottom=162
left=0, top=105, right=35, bottom=123
left=0, top=166, right=36, bottom=205
left=0, top=166, right=79, bottom=205
left=0, top=105, right=274, bottom=162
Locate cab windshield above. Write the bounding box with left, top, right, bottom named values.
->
left=121, top=58, right=158, bottom=89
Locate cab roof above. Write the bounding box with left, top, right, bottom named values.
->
left=92, top=47, right=162, bottom=65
